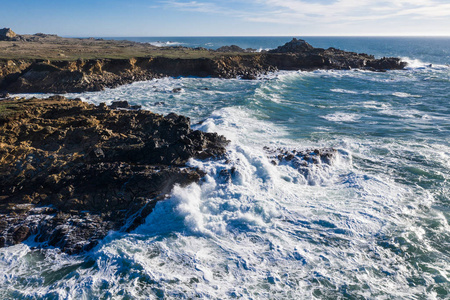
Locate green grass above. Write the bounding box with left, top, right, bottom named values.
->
left=0, top=103, right=22, bottom=119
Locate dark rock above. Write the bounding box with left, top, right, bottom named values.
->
left=108, top=100, right=142, bottom=110
left=366, top=57, right=407, bottom=70
left=12, top=225, right=30, bottom=244
left=241, top=73, right=257, bottom=80
left=0, top=28, right=17, bottom=41
left=216, top=45, right=246, bottom=53
left=265, top=147, right=337, bottom=184
left=109, top=100, right=130, bottom=109
left=89, top=147, right=105, bottom=160
left=0, top=39, right=406, bottom=94
left=269, top=38, right=314, bottom=53
left=0, top=96, right=229, bottom=253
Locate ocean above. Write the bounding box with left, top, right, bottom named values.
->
left=1, top=37, right=449, bottom=299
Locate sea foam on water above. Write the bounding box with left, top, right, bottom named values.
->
left=2, top=37, right=449, bottom=299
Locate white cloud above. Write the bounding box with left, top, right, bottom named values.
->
left=162, top=1, right=223, bottom=13
left=160, top=0, right=450, bottom=35
left=254, top=0, right=450, bottom=23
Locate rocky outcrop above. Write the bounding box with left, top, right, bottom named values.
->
left=265, top=38, right=406, bottom=71
left=215, top=45, right=256, bottom=53
left=0, top=96, right=228, bottom=253
left=265, top=147, right=337, bottom=185
left=0, top=38, right=406, bottom=94
left=269, top=38, right=314, bottom=53
left=0, top=28, right=17, bottom=40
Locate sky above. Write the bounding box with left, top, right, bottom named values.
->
left=1, top=0, right=450, bottom=37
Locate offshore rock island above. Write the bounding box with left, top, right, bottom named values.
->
left=0, top=29, right=407, bottom=253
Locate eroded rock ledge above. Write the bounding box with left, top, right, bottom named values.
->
left=0, top=96, right=228, bottom=253
left=0, top=38, right=406, bottom=94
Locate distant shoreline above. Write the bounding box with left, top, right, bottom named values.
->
left=0, top=29, right=406, bottom=95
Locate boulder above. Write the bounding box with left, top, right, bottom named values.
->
left=0, top=28, right=17, bottom=40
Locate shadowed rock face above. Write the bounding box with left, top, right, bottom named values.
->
left=0, top=96, right=228, bottom=253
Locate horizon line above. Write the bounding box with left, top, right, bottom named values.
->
left=63, top=35, right=450, bottom=38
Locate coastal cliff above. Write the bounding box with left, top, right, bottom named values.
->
left=0, top=38, right=406, bottom=94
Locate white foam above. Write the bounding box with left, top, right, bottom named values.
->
left=2, top=72, right=448, bottom=299
left=330, top=88, right=359, bottom=94
left=149, top=41, right=185, bottom=47
left=321, top=112, right=362, bottom=122
left=392, top=92, right=422, bottom=98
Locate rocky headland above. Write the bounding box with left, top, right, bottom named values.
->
left=0, top=30, right=401, bottom=253
left=0, top=29, right=407, bottom=94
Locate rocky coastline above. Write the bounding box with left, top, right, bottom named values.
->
left=0, top=35, right=407, bottom=94
left=0, top=32, right=403, bottom=254
left=0, top=96, right=228, bottom=253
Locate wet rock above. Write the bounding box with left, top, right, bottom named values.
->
left=218, top=167, right=236, bottom=182
left=366, top=57, right=407, bottom=70
left=241, top=72, right=257, bottom=80
left=265, top=147, right=337, bottom=184
left=108, top=100, right=141, bottom=110
left=12, top=225, right=30, bottom=244
left=0, top=96, right=229, bottom=253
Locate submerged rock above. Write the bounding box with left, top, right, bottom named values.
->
left=0, top=96, right=229, bottom=253
left=265, top=147, right=337, bottom=185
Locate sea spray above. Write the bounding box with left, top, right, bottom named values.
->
left=2, top=37, right=449, bottom=299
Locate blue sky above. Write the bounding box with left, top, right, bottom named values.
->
left=1, top=0, right=450, bottom=36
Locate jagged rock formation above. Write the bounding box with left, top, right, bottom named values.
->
left=265, top=147, right=336, bottom=166
left=265, top=38, right=406, bottom=71
left=0, top=37, right=406, bottom=94
left=265, top=147, right=337, bottom=185
left=0, top=96, right=228, bottom=253
left=269, top=38, right=314, bottom=53
left=0, top=28, right=16, bottom=40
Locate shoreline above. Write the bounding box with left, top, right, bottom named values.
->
left=0, top=32, right=407, bottom=95
left=0, top=32, right=405, bottom=253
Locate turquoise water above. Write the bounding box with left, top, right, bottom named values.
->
left=1, top=38, right=449, bottom=299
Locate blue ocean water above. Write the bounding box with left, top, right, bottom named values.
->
left=2, top=37, right=450, bottom=299
left=107, top=36, right=450, bottom=64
